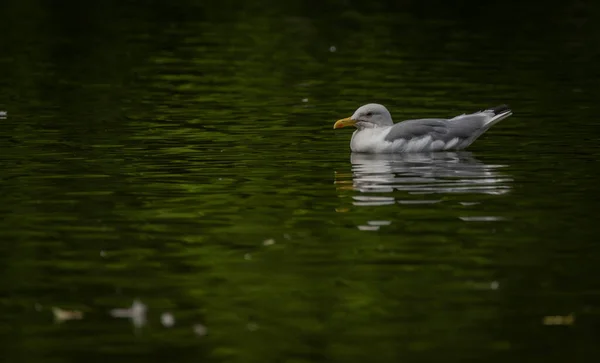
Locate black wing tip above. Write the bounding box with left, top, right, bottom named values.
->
left=488, top=104, right=511, bottom=115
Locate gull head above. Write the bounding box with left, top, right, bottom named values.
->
left=334, top=103, right=394, bottom=129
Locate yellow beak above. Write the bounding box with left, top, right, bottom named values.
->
left=333, top=117, right=357, bottom=129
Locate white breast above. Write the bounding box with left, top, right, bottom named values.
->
left=350, top=128, right=395, bottom=153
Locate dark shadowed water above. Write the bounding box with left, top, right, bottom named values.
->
left=2, top=1, right=600, bottom=362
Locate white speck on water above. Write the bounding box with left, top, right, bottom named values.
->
left=460, top=202, right=480, bottom=206
left=302, top=98, right=308, bottom=103
left=329, top=46, right=337, bottom=52
left=100, top=250, right=106, bottom=257
left=193, top=323, right=208, bottom=336
left=244, top=253, right=252, bottom=261
left=109, top=299, right=147, bottom=328
left=161, top=312, right=175, bottom=327
left=283, top=234, right=291, bottom=240
left=247, top=322, right=259, bottom=331
left=367, top=220, right=391, bottom=226
left=263, top=238, right=275, bottom=246
left=358, top=225, right=380, bottom=231
left=34, top=303, right=43, bottom=311
left=491, top=281, right=500, bottom=290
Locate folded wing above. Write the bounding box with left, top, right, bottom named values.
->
left=383, top=113, right=501, bottom=151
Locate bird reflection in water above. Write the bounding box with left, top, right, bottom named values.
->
left=335, top=151, right=512, bottom=208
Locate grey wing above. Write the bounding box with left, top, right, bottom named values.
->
left=384, top=119, right=452, bottom=142
left=384, top=115, right=490, bottom=143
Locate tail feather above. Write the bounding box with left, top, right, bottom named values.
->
left=483, top=104, right=512, bottom=128
left=488, top=104, right=511, bottom=116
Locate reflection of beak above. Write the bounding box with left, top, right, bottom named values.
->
left=333, top=117, right=357, bottom=129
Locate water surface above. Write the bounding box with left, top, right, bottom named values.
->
left=2, top=1, right=600, bottom=362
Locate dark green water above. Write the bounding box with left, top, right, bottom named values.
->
left=2, top=1, right=600, bottom=362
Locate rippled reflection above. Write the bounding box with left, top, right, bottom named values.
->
left=337, top=152, right=512, bottom=198
left=335, top=152, right=513, bottom=229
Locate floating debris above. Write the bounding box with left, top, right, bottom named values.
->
left=244, top=253, right=252, bottom=261
left=247, top=322, right=259, bottom=331
left=161, top=312, right=175, bottom=328
left=263, top=238, right=275, bottom=246
left=109, top=299, right=147, bottom=328
left=329, top=46, right=337, bottom=52
left=193, top=323, right=208, bottom=337
left=543, top=314, right=575, bottom=326
left=0, top=111, right=6, bottom=119
left=490, top=281, right=500, bottom=290
left=100, top=250, right=107, bottom=258
left=283, top=234, right=291, bottom=240
left=302, top=98, right=308, bottom=103
left=52, top=307, right=83, bottom=323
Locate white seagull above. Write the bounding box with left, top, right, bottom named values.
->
left=333, top=103, right=512, bottom=153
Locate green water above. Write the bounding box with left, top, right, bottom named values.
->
left=2, top=1, right=600, bottom=362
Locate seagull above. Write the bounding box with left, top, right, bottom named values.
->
left=333, top=104, right=512, bottom=153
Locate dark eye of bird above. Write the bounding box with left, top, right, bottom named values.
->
left=366, top=112, right=373, bottom=117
